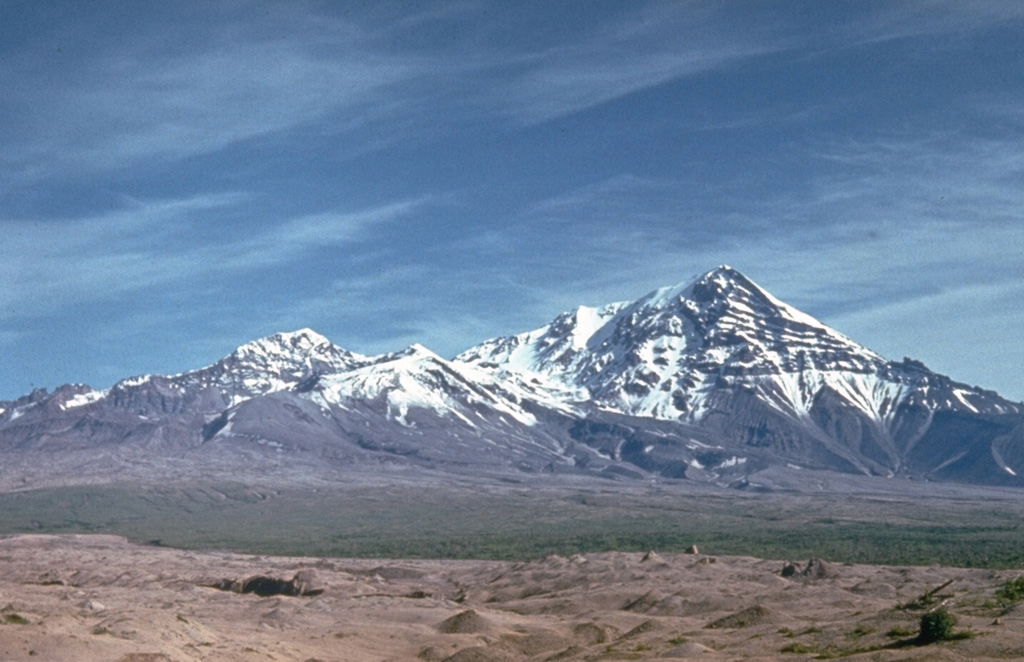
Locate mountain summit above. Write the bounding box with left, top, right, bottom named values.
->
left=458, top=265, right=887, bottom=422
left=2, top=267, right=1022, bottom=490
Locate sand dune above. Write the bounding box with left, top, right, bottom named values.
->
left=0, top=534, right=1020, bottom=661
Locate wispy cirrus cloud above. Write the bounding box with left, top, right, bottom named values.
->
left=0, top=194, right=434, bottom=320
left=492, top=4, right=791, bottom=124
left=0, top=192, right=248, bottom=313
left=220, top=198, right=434, bottom=273
left=6, top=0, right=1022, bottom=188
left=489, top=0, right=1024, bottom=126
left=836, top=0, right=1024, bottom=45
left=0, top=4, right=432, bottom=183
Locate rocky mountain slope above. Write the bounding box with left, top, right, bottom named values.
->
left=2, top=267, right=1022, bottom=489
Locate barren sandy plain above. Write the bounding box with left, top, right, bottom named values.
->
left=0, top=534, right=1021, bottom=662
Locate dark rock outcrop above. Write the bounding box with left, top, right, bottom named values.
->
left=209, top=569, right=323, bottom=597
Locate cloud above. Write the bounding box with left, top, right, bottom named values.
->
left=0, top=4, right=431, bottom=183
left=0, top=192, right=246, bottom=309
left=0, top=194, right=433, bottom=320
left=480, top=0, right=1024, bottom=126
left=836, top=0, right=1024, bottom=45
left=492, top=5, right=790, bottom=124
left=220, top=199, right=433, bottom=272
left=5, top=0, right=1021, bottom=189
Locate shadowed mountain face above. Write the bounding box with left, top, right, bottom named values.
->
left=2, top=266, right=1022, bottom=490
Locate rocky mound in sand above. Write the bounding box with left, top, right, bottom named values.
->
left=782, top=557, right=840, bottom=580
left=705, top=604, right=775, bottom=629
left=437, top=609, right=493, bottom=634
left=0, top=535, right=1021, bottom=661
left=210, top=569, right=323, bottom=597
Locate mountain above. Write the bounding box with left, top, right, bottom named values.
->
left=457, top=266, right=890, bottom=420
left=457, top=266, right=1024, bottom=483
left=2, top=267, right=1022, bottom=490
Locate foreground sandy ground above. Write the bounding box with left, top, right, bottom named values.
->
left=0, top=535, right=1021, bottom=661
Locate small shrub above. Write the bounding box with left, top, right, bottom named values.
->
left=780, top=642, right=815, bottom=654
left=3, top=614, right=29, bottom=625
left=918, top=607, right=956, bottom=643
left=668, top=635, right=688, bottom=645
left=997, top=576, right=1024, bottom=604
left=850, top=624, right=875, bottom=638
left=778, top=626, right=796, bottom=637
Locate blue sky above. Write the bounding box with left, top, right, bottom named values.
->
left=2, top=1, right=1023, bottom=402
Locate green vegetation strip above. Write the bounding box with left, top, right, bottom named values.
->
left=0, top=483, right=1022, bottom=567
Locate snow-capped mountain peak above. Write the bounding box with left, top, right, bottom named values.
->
left=457, top=266, right=891, bottom=422
left=229, top=328, right=333, bottom=360
left=221, top=326, right=361, bottom=371
left=627, top=266, right=870, bottom=356
left=91, top=329, right=368, bottom=415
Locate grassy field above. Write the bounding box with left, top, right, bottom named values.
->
left=0, top=481, right=1022, bottom=568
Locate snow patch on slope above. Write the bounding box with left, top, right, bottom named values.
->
left=317, top=344, right=539, bottom=428
left=62, top=389, right=107, bottom=410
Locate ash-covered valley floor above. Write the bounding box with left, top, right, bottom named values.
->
left=0, top=533, right=1022, bottom=662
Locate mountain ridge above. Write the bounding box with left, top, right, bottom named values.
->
left=2, top=266, right=1022, bottom=490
